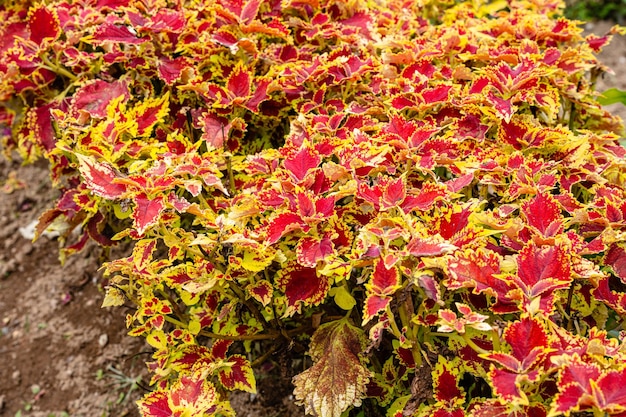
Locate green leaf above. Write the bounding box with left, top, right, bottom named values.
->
left=293, top=318, right=371, bottom=417
left=598, top=88, right=626, bottom=106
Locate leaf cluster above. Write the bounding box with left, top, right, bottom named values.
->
left=2, top=0, right=626, bottom=416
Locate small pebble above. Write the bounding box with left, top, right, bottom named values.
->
left=98, top=333, right=108, bottom=347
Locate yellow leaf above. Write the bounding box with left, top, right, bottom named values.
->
left=330, top=286, right=357, bottom=311
left=241, top=248, right=274, bottom=272
left=188, top=318, right=202, bottom=335
left=476, top=0, right=507, bottom=17
left=319, top=260, right=352, bottom=282
left=146, top=330, right=168, bottom=350
left=101, top=286, right=125, bottom=308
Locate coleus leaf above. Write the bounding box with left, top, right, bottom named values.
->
left=158, top=57, right=191, bottom=85
left=132, top=193, right=165, bottom=236
left=284, top=146, right=321, bottom=182
left=447, top=249, right=517, bottom=313
left=605, top=244, right=626, bottom=284
left=471, top=400, right=547, bottom=417
left=92, top=22, right=145, bottom=44
left=265, top=212, right=308, bottom=244
left=297, top=235, right=335, bottom=267
left=483, top=317, right=553, bottom=402
left=512, top=242, right=571, bottom=309
left=71, top=79, right=130, bottom=119
left=133, top=93, right=170, bottom=136
left=402, top=182, right=449, bottom=213
left=138, top=372, right=219, bottom=417
left=247, top=280, right=273, bottom=306
left=551, top=357, right=626, bottom=416
left=407, top=236, right=457, bottom=257
left=277, top=262, right=330, bottom=316
left=218, top=354, right=256, bottom=393
left=363, top=259, right=400, bottom=324
left=522, top=192, right=563, bottom=237
left=28, top=5, right=60, bottom=45
left=501, top=316, right=551, bottom=367
left=437, top=303, right=492, bottom=334
left=433, top=356, right=465, bottom=404
left=75, top=154, right=127, bottom=199
left=293, top=318, right=371, bottom=417
left=241, top=247, right=275, bottom=272
left=369, top=259, right=401, bottom=296
left=550, top=358, right=600, bottom=415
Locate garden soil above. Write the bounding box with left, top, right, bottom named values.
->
left=0, top=20, right=624, bottom=417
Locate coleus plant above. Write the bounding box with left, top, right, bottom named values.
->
left=1, top=0, right=626, bottom=416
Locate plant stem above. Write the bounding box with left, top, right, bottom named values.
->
left=226, top=154, right=236, bottom=196
left=39, top=53, right=77, bottom=82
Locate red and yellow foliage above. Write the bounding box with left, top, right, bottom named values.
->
left=2, top=0, right=626, bottom=415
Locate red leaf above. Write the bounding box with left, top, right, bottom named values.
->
left=211, top=339, right=232, bottom=360
left=370, top=259, right=400, bottom=295
left=297, top=236, right=335, bottom=267
left=437, top=205, right=471, bottom=240
left=170, top=375, right=204, bottom=406
left=30, top=104, right=56, bottom=152
left=266, top=212, right=306, bottom=244
left=433, top=359, right=464, bottom=402
left=401, top=182, right=448, bottom=212
left=594, top=368, right=626, bottom=410
left=240, top=0, right=262, bottom=24
left=244, top=78, right=270, bottom=112
left=384, top=115, right=416, bottom=140
left=489, top=368, right=527, bottom=401
left=76, top=154, right=127, bottom=199
left=515, top=242, right=571, bottom=301
left=72, top=80, right=129, bottom=118
left=297, top=192, right=315, bottom=217
left=505, top=317, right=548, bottom=362
left=277, top=263, right=330, bottom=316
left=284, top=147, right=321, bottom=182
left=363, top=294, right=391, bottom=323
left=93, top=23, right=145, bottom=44
left=315, top=195, right=335, bottom=217
left=447, top=249, right=517, bottom=312
left=200, top=113, right=228, bottom=148
left=605, top=244, right=626, bottom=284
left=218, top=355, right=256, bottom=393
left=132, top=193, right=165, bottom=235
left=227, top=64, right=251, bottom=99
left=486, top=353, right=522, bottom=372
left=522, top=193, right=563, bottom=236
left=407, top=237, right=456, bottom=257
left=146, top=9, right=185, bottom=33
left=138, top=391, right=171, bottom=417
left=29, top=6, right=60, bottom=44
left=552, top=360, right=601, bottom=414
left=456, top=113, right=488, bottom=141
left=488, top=92, right=513, bottom=122
left=433, top=410, right=465, bottom=417
left=248, top=280, right=273, bottom=306
left=381, top=177, right=406, bottom=210
left=135, top=95, right=169, bottom=136
left=158, top=57, right=188, bottom=85
left=446, top=173, right=475, bottom=193
left=422, top=84, right=452, bottom=103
